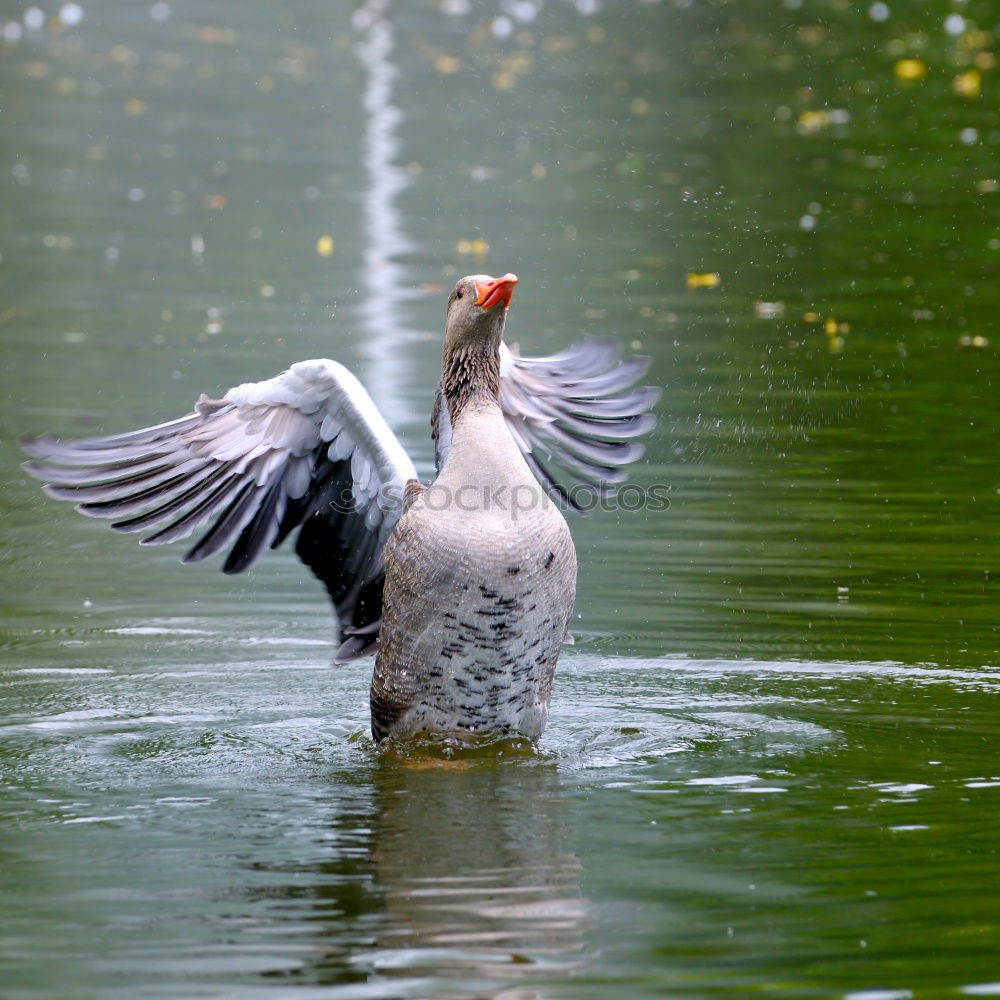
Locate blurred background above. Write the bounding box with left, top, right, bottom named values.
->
left=1, top=1, right=998, bottom=997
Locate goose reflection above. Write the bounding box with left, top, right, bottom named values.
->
left=360, top=753, right=590, bottom=991
left=251, top=755, right=590, bottom=996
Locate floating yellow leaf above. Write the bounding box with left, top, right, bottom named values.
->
left=894, top=58, right=926, bottom=81
left=824, top=317, right=850, bottom=338
left=685, top=272, right=720, bottom=290
left=315, top=235, right=334, bottom=257
left=798, top=110, right=827, bottom=134
left=796, top=108, right=850, bottom=135
left=953, top=70, right=981, bottom=97
left=958, top=334, right=990, bottom=349
left=434, top=54, right=461, bottom=74
left=455, top=238, right=489, bottom=258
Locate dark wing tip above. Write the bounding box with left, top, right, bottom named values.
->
left=334, top=632, right=378, bottom=663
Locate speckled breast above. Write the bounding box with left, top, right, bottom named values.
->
left=371, top=502, right=577, bottom=742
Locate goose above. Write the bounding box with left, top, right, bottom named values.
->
left=22, top=273, right=658, bottom=741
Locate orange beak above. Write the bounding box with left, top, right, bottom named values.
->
left=474, top=273, right=518, bottom=312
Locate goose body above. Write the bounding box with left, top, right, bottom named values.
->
left=22, top=274, right=656, bottom=742
left=373, top=395, right=576, bottom=740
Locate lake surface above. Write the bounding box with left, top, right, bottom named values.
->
left=1, top=1, right=997, bottom=997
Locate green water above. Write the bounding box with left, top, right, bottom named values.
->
left=1, top=1, right=997, bottom=997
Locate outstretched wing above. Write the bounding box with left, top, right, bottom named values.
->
left=21, top=359, right=417, bottom=662
left=433, top=338, right=659, bottom=510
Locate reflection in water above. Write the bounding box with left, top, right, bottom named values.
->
left=366, top=758, right=589, bottom=990
left=251, top=757, right=589, bottom=996
left=353, top=0, right=419, bottom=426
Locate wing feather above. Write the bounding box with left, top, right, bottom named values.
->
left=21, top=359, right=417, bottom=659
left=138, top=474, right=247, bottom=545
left=78, top=463, right=224, bottom=522
left=181, top=482, right=264, bottom=563
left=39, top=458, right=201, bottom=503
left=435, top=337, right=659, bottom=501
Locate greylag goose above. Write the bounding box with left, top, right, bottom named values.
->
left=22, top=274, right=658, bottom=741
